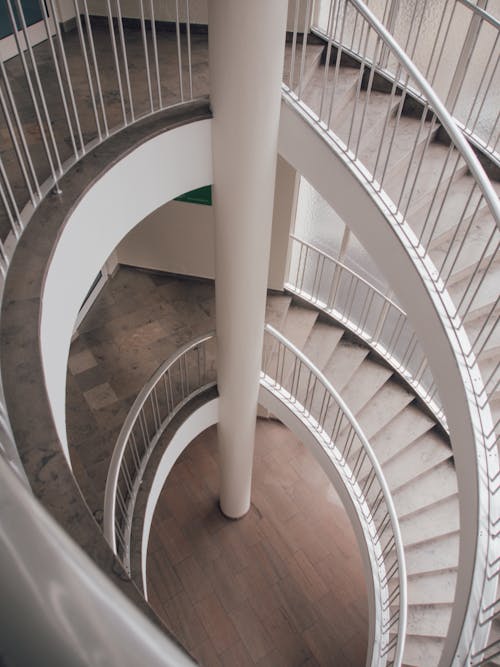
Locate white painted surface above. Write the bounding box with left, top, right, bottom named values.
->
left=41, top=118, right=213, bottom=463
left=141, top=398, right=218, bottom=600
left=208, top=0, right=288, bottom=518
left=117, top=199, right=215, bottom=280
left=278, top=99, right=488, bottom=667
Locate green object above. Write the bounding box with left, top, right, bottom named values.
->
left=175, top=185, right=212, bottom=206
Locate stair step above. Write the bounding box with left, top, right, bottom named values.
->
left=400, top=495, right=459, bottom=547
left=301, top=319, right=345, bottom=371
left=321, top=336, right=369, bottom=392
left=280, top=304, right=318, bottom=350
left=265, top=293, right=292, bottom=330
left=283, top=43, right=325, bottom=93
left=407, top=569, right=457, bottom=605
left=302, top=62, right=361, bottom=129
left=402, top=635, right=444, bottom=667
left=382, top=429, right=452, bottom=490
left=406, top=603, right=452, bottom=639
left=450, top=261, right=498, bottom=322
left=338, top=356, right=393, bottom=415
left=405, top=532, right=459, bottom=577
left=354, top=378, right=415, bottom=439
left=393, top=459, right=457, bottom=517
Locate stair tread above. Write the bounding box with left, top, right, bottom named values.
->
left=302, top=63, right=361, bottom=127
left=301, top=319, right=344, bottom=371
left=382, top=430, right=452, bottom=490
left=280, top=304, right=319, bottom=350
left=321, top=337, right=369, bottom=392
left=406, top=603, right=452, bottom=638
left=405, top=532, right=459, bottom=576
left=393, top=459, right=457, bottom=517
left=406, top=569, right=457, bottom=605
left=402, top=634, right=444, bottom=667
left=400, top=494, right=459, bottom=547
left=265, top=293, right=292, bottom=329
left=354, top=378, right=414, bottom=438
left=338, top=356, right=393, bottom=415
left=370, top=405, right=439, bottom=464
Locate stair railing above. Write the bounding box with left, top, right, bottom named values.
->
left=313, top=0, right=499, bottom=164
left=103, top=331, right=216, bottom=574
left=286, top=234, right=445, bottom=423
left=0, top=0, right=200, bottom=274
left=285, top=0, right=499, bottom=664
left=262, top=323, right=407, bottom=667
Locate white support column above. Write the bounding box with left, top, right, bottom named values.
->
left=208, top=0, right=288, bottom=518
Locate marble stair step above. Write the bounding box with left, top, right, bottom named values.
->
left=265, top=293, right=292, bottom=329
left=283, top=43, right=325, bottom=93
left=406, top=569, right=457, bottom=605
left=321, top=336, right=370, bottom=393
left=405, top=603, right=452, bottom=639
left=333, top=89, right=398, bottom=161
left=302, top=62, right=361, bottom=129
left=392, top=459, right=457, bottom=517
left=405, top=532, right=459, bottom=577
left=385, top=140, right=463, bottom=215
left=301, top=319, right=345, bottom=371
left=399, top=495, right=460, bottom=547
left=406, top=165, right=474, bottom=241
left=354, top=378, right=415, bottom=439
left=402, top=635, right=444, bottom=667
left=381, top=429, right=452, bottom=490
left=430, top=212, right=499, bottom=288
left=449, top=268, right=499, bottom=323
left=280, top=304, right=319, bottom=349
left=337, top=356, right=393, bottom=415
left=428, top=198, right=493, bottom=251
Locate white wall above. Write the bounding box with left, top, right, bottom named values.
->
left=117, top=199, right=215, bottom=279
left=116, top=156, right=296, bottom=290
left=41, top=119, right=213, bottom=464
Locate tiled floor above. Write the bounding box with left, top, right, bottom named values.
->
left=67, top=265, right=368, bottom=665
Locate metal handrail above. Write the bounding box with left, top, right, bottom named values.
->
left=103, top=331, right=216, bottom=568
left=263, top=323, right=407, bottom=667
left=286, top=234, right=445, bottom=423
left=312, top=0, right=499, bottom=160
left=285, top=1, right=499, bottom=663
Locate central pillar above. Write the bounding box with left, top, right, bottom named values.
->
left=208, top=0, right=288, bottom=518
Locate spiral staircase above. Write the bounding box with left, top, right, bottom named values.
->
left=0, top=1, right=499, bottom=666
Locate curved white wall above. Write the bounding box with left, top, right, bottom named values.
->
left=41, top=119, right=213, bottom=463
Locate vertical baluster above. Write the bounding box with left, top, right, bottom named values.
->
left=149, top=0, right=162, bottom=108
left=139, top=0, right=154, bottom=112
left=318, top=0, right=338, bottom=123
left=297, top=0, right=312, bottom=100
left=175, top=0, right=184, bottom=101
left=0, top=157, right=21, bottom=237
left=185, top=0, right=193, bottom=99
left=73, top=0, right=102, bottom=140
left=115, top=0, right=135, bottom=121
left=81, top=0, right=109, bottom=136
left=106, top=0, right=127, bottom=126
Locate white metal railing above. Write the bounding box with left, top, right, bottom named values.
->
left=0, top=0, right=202, bottom=273
left=262, top=323, right=407, bottom=667
left=103, top=332, right=216, bottom=572
left=314, top=0, right=500, bottom=163
left=285, top=0, right=499, bottom=664
left=286, top=234, right=445, bottom=423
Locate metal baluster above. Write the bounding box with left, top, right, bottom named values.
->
left=106, top=0, right=127, bottom=126
left=0, top=157, right=21, bottom=237
left=185, top=0, right=193, bottom=100
left=456, top=236, right=498, bottom=317
left=327, top=0, right=348, bottom=130
left=115, top=0, right=135, bottom=121
left=318, top=0, right=339, bottom=122
left=175, top=0, right=184, bottom=101
left=354, top=35, right=383, bottom=161
left=470, top=54, right=499, bottom=136
left=13, top=0, right=63, bottom=176
left=73, top=0, right=102, bottom=140
left=81, top=0, right=109, bottom=136
left=346, top=19, right=370, bottom=151
left=440, top=195, right=482, bottom=283
left=47, top=0, right=84, bottom=153
left=423, top=0, right=450, bottom=81
left=5, top=0, right=60, bottom=184
left=38, top=0, right=78, bottom=159
left=149, top=0, right=162, bottom=108
left=0, top=79, right=39, bottom=204
left=139, top=0, right=154, bottom=112
left=297, top=0, right=312, bottom=100
left=289, top=0, right=300, bottom=91
left=471, top=297, right=499, bottom=355
left=429, top=2, right=458, bottom=88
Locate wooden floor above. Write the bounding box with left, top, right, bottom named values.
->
left=67, top=267, right=369, bottom=665
left=147, top=421, right=368, bottom=666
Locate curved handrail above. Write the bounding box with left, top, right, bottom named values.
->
left=263, top=323, right=407, bottom=667
left=103, top=331, right=216, bottom=566
left=0, top=0, right=203, bottom=272
left=286, top=234, right=445, bottom=423
left=313, top=0, right=499, bottom=162
left=284, top=1, right=499, bottom=663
